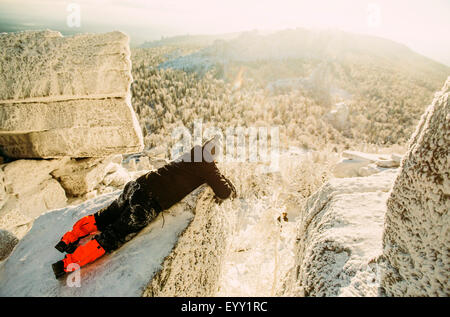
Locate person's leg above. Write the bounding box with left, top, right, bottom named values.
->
left=93, top=180, right=137, bottom=230
left=94, top=183, right=159, bottom=252
left=53, top=183, right=159, bottom=278
left=54, top=181, right=135, bottom=253
left=54, top=214, right=98, bottom=253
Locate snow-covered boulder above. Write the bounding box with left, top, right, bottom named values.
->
left=51, top=157, right=115, bottom=196
left=0, top=31, right=131, bottom=100
left=0, top=185, right=231, bottom=296
left=381, top=77, right=450, bottom=297
left=0, top=159, right=68, bottom=238
left=0, top=155, right=133, bottom=239
left=332, top=158, right=372, bottom=178
left=0, top=30, right=143, bottom=158
left=332, top=150, right=377, bottom=178
left=332, top=150, right=397, bottom=178
left=285, top=169, right=398, bottom=296
left=0, top=229, right=18, bottom=261
left=1, top=158, right=67, bottom=195
left=102, top=166, right=132, bottom=188
left=358, top=164, right=385, bottom=177
left=143, top=188, right=231, bottom=296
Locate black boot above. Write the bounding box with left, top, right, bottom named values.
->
left=52, top=260, right=66, bottom=279
left=55, top=240, right=79, bottom=254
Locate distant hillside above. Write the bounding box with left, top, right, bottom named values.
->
left=140, top=32, right=240, bottom=48
left=157, top=28, right=449, bottom=82
left=131, top=28, right=449, bottom=150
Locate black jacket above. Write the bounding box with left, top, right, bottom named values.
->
left=135, top=145, right=236, bottom=211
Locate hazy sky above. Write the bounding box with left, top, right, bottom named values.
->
left=1, top=0, right=449, bottom=65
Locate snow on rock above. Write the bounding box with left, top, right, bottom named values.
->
left=358, top=164, right=385, bottom=177
left=0, top=229, right=18, bottom=261
left=51, top=157, right=116, bottom=196
left=0, top=30, right=131, bottom=101
left=0, top=101, right=144, bottom=158
left=1, top=158, right=67, bottom=195
left=0, top=187, right=211, bottom=296
left=0, top=159, right=68, bottom=238
left=102, top=165, right=131, bottom=188
left=390, top=153, right=402, bottom=164
left=381, top=77, right=450, bottom=297
left=143, top=188, right=233, bottom=296
left=284, top=169, right=398, bottom=296
left=0, top=30, right=143, bottom=158
left=332, top=150, right=398, bottom=178
left=332, top=158, right=372, bottom=178
left=342, top=151, right=387, bottom=162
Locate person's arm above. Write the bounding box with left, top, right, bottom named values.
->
left=203, top=164, right=236, bottom=200
left=224, top=177, right=237, bottom=199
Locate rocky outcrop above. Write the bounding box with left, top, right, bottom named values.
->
left=0, top=159, right=68, bottom=238
left=381, top=77, right=450, bottom=297
left=282, top=169, right=398, bottom=296
left=143, top=188, right=232, bottom=297
left=0, top=30, right=143, bottom=158
left=332, top=151, right=401, bottom=178
left=0, top=31, right=131, bottom=100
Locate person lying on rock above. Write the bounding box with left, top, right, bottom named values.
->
left=52, top=137, right=236, bottom=279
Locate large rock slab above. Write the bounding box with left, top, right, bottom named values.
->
left=0, top=30, right=143, bottom=158
left=0, top=30, right=131, bottom=101
left=381, top=77, right=450, bottom=297
left=143, top=188, right=231, bottom=296
left=283, top=170, right=397, bottom=297
left=1, top=99, right=136, bottom=132
left=1, top=124, right=143, bottom=158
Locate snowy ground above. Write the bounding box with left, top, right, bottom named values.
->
left=0, top=191, right=194, bottom=296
